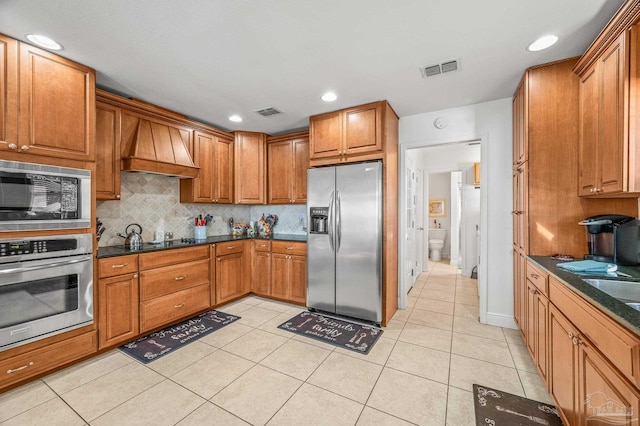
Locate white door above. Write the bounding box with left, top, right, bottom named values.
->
left=415, top=168, right=424, bottom=273
left=405, top=160, right=418, bottom=288
left=461, top=184, right=481, bottom=276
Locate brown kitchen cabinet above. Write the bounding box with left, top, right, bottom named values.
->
left=139, top=246, right=210, bottom=333
left=96, top=101, right=122, bottom=200
left=6, top=41, right=95, bottom=161
left=215, top=240, right=250, bottom=304
left=234, top=131, right=266, bottom=204
left=270, top=241, right=306, bottom=305
left=251, top=240, right=271, bottom=297
left=267, top=131, right=309, bottom=204
left=524, top=260, right=548, bottom=382
left=97, top=254, right=139, bottom=349
left=309, top=101, right=383, bottom=163
left=0, top=34, right=17, bottom=153
left=180, top=131, right=234, bottom=203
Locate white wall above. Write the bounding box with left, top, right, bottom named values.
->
left=399, top=97, right=514, bottom=328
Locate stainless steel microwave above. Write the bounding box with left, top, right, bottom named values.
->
left=0, top=160, right=91, bottom=231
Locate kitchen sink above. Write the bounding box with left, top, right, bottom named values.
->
left=625, top=303, right=640, bottom=312
left=582, top=279, right=640, bottom=303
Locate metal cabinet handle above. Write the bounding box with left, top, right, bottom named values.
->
left=20, top=145, right=30, bottom=151
left=7, top=362, right=34, bottom=374
left=112, top=263, right=128, bottom=269
left=530, top=273, right=539, bottom=279
left=133, top=274, right=138, bottom=278
left=175, top=275, right=186, bottom=281
left=174, top=303, right=185, bottom=309
left=227, top=246, right=235, bottom=250
left=7, top=143, right=17, bottom=150
left=286, top=247, right=293, bottom=250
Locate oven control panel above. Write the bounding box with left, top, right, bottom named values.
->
left=0, top=239, right=78, bottom=257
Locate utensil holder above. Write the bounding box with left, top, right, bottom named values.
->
left=194, top=226, right=207, bottom=240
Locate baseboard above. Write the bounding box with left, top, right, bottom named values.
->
left=485, top=312, right=517, bottom=329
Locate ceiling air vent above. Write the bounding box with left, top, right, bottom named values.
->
left=421, top=59, right=459, bottom=78
left=441, top=60, right=458, bottom=73
left=254, top=107, right=282, bottom=117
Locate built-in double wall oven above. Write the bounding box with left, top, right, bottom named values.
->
left=0, top=160, right=93, bottom=351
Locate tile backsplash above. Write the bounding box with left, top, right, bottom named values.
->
left=97, top=173, right=307, bottom=247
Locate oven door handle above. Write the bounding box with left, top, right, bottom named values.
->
left=0, top=256, right=91, bottom=276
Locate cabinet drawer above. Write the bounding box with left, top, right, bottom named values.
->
left=216, top=241, right=244, bottom=256
left=526, top=260, right=548, bottom=296
left=99, top=255, right=138, bottom=278
left=549, top=276, right=640, bottom=387
left=140, top=258, right=210, bottom=301
left=139, top=245, right=209, bottom=270
left=140, top=284, right=210, bottom=333
left=254, top=240, right=271, bottom=252
left=272, top=241, right=306, bottom=256
left=0, top=331, right=96, bottom=389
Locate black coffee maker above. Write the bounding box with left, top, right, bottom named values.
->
left=579, top=214, right=640, bottom=266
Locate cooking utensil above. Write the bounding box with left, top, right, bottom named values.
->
left=117, top=223, right=144, bottom=250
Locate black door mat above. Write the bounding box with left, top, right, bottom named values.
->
left=278, top=311, right=382, bottom=354
left=120, top=310, right=240, bottom=363
left=473, top=384, right=562, bottom=425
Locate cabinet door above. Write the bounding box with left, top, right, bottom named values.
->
left=98, top=273, right=139, bottom=349
left=193, top=131, right=216, bottom=202
left=512, top=170, right=520, bottom=249
left=548, top=304, right=579, bottom=426
left=578, top=63, right=600, bottom=196
left=289, top=254, right=307, bottom=304
left=234, top=131, right=266, bottom=204
left=0, top=34, right=17, bottom=152
left=344, top=102, right=382, bottom=155
left=268, top=140, right=293, bottom=204
left=516, top=165, right=527, bottom=252
left=577, top=338, right=640, bottom=425
left=534, top=291, right=548, bottom=382
left=18, top=43, right=95, bottom=161
left=214, top=136, right=234, bottom=203
left=525, top=281, right=537, bottom=357
left=599, top=33, right=626, bottom=194
left=292, top=138, right=309, bottom=203
left=96, top=102, right=122, bottom=200
left=271, top=253, right=289, bottom=300
left=216, top=252, right=245, bottom=303
left=309, top=110, right=342, bottom=159
left=252, top=250, right=271, bottom=296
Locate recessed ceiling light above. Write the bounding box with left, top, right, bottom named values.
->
left=26, top=34, right=62, bottom=50
left=321, top=92, right=337, bottom=102
left=527, top=35, right=558, bottom=52
left=228, top=115, right=242, bottom=123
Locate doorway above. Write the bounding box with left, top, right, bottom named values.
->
left=399, top=140, right=484, bottom=317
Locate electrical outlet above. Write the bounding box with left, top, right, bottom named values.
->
left=298, top=214, right=305, bottom=225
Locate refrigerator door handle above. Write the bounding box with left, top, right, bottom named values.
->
left=328, top=190, right=335, bottom=252
left=336, top=190, right=342, bottom=252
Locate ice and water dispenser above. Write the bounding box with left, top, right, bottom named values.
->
left=310, top=207, right=328, bottom=234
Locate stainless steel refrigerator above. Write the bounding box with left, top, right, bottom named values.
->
left=307, top=161, right=382, bottom=324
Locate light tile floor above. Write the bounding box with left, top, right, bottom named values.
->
left=0, top=260, right=552, bottom=425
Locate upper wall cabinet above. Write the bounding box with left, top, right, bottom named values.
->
left=267, top=131, right=309, bottom=204
left=574, top=4, right=640, bottom=197
left=234, top=131, right=266, bottom=204
left=309, top=101, right=385, bottom=165
left=180, top=131, right=234, bottom=204
left=0, top=35, right=95, bottom=162
left=0, top=35, right=18, bottom=153
left=96, top=101, right=122, bottom=200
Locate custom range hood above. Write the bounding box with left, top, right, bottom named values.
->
left=120, top=112, right=199, bottom=178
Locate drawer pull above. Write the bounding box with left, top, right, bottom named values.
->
left=175, top=275, right=186, bottom=281
left=174, top=303, right=185, bottom=309
left=111, top=263, right=128, bottom=269
left=226, top=246, right=235, bottom=250
left=530, top=273, right=539, bottom=279
left=286, top=247, right=293, bottom=250
left=7, top=362, right=34, bottom=374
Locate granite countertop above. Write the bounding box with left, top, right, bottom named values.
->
left=529, top=256, right=640, bottom=337
left=97, top=233, right=307, bottom=259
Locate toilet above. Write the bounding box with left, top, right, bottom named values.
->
left=429, top=228, right=447, bottom=262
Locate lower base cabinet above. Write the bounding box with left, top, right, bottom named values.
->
left=215, top=241, right=250, bottom=304
left=140, top=284, right=210, bottom=332
left=271, top=241, right=307, bottom=305
left=98, top=272, right=139, bottom=349
left=0, top=331, right=97, bottom=390
left=251, top=240, right=272, bottom=297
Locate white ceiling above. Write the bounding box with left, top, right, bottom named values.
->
left=0, top=0, right=625, bottom=134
